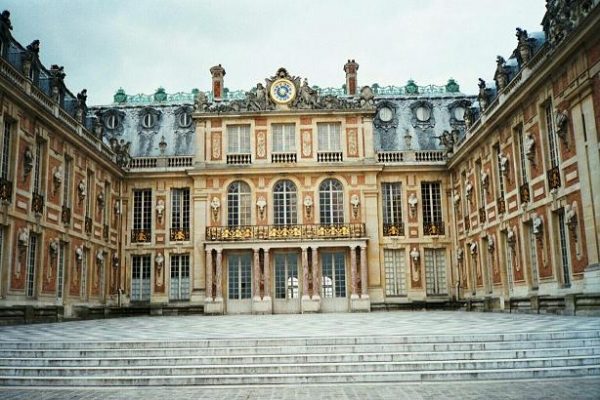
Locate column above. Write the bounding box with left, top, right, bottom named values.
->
left=311, top=247, right=320, bottom=299
left=360, top=244, right=368, bottom=298
left=301, top=247, right=309, bottom=299
left=253, top=248, right=261, bottom=300
left=350, top=245, right=358, bottom=298
left=263, top=248, right=271, bottom=300
left=205, top=249, right=213, bottom=300
left=215, top=249, right=223, bottom=300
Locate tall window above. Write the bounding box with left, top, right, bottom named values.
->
left=171, top=188, right=190, bottom=235
left=133, top=189, right=152, bottom=233
left=274, top=253, right=299, bottom=299
left=384, top=249, right=406, bottom=296
left=56, top=242, right=66, bottom=300
left=228, top=254, right=252, bottom=300
left=558, top=210, right=571, bottom=287
left=504, top=233, right=513, bottom=294
left=424, top=249, right=447, bottom=295
left=272, top=124, right=296, bottom=153
left=544, top=102, right=560, bottom=169
left=170, top=254, right=190, bottom=300
left=421, top=182, right=443, bottom=234
left=1, top=119, right=12, bottom=181
left=26, top=234, right=38, bottom=297
left=62, top=157, right=72, bottom=208
left=319, top=179, right=344, bottom=225
left=273, top=180, right=297, bottom=225
left=0, top=229, right=3, bottom=294
left=317, top=123, right=341, bottom=151
left=321, top=252, right=346, bottom=298
left=227, top=181, right=251, bottom=226
left=528, top=226, right=539, bottom=289
left=460, top=171, right=468, bottom=217
left=516, top=126, right=528, bottom=184
left=494, top=144, right=505, bottom=198
left=475, top=160, right=485, bottom=206
left=103, top=182, right=110, bottom=227
left=32, top=139, right=44, bottom=194
left=85, top=170, right=93, bottom=218
left=80, top=248, right=88, bottom=300
left=131, top=255, right=151, bottom=301
left=382, top=182, right=403, bottom=229
left=227, top=125, right=251, bottom=154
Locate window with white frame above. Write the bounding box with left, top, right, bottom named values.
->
left=424, top=248, right=447, bottom=295
left=274, top=253, right=299, bottom=299
left=544, top=101, right=560, bottom=169
left=558, top=209, right=571, bottom=287
left=133, top=189, right=152, bottom=232
left=80, top=247, right=88, bottom=300
left=171, top=188, right=190, bottom=232
left=382, top=182, right=403, bottom=226
left=516, top=125, right=529, bottom=184
left=25, top=234, right=38, bottom=297
left=421, top=182, right=443, bottom=232
left=528, top=226, right=539, bottom=289
left=494, top=144, right=505, bottom=198
left=384, top=249, right=406, bottom=296
left=1, top=119, right=12, bottom=181
left=56, top=242, right=66, bottom=300
left=85, top=170, right=93, bottom=218
left=32, top=139, right=44, bottom=194
left=319, top=179, right=344, bottom=225
left=504, top=233, right=513, bottom=293
left=317, top=122, right=341, bottom=152
left=62, top=157, right=72, bottom=208
left=228, top=253, right=252, bottom=300
left=476, top=160, right=485, bottom=206
left=227, top=125, right=251, bottom=154
left=227, top=181, right=251, bottom=226
left=272, top=124, right=296, bottom=153
left=321, top=252, right=346, bottom=298
left=273, top=180, right=297, bottom=226
left=131, top=254, right=151, bottom=301
left=170, top=254, right=190, bottom=300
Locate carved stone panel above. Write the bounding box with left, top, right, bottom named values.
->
left=346, top=128, right=359, bottom=157
left=301, top=129, right=312, bottom=158
left=256, top=130, right=267, bottom=159
left=211, top=131, right=222, bottom=161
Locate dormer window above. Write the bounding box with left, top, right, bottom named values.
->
left=105, top=114, right=118, bottom=130
left=415, top=106, right=431, bottom=122
left=142, top=113, right=156, bottom=129
left=453, top=106, right=465, bottom=121
left=178, top=112, right=192, bottom=128
left=410, top=101, right=435, bottom=129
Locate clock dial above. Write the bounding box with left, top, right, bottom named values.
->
left=379, top=107, right=393, bottom=122
left=270, top=79, right=296, bottom=104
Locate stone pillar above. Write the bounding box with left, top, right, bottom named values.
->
left=311, top=247, right=320, bottom=299
left=343, top=59, right=359, bottom=96
left=195, top=120, right=207, bottom=165
left=210, top=64, right=226, bottom=102
left=205, top=250, right=213, bottom=300
left=191, top=187, right=207, bottom=303
left=350, top=246, right=358, bottom=299
left=253, top=248, right=261, bottom=301
left=302, top=247, right=309, bottom=299
left=263, top=248, right=271, bottom=300
left=360, top=245, right=368, bottom=298
left=215, top=249, right=223, bottom=300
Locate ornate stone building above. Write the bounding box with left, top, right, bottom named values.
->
left=0, top=1, right=599, bottom=319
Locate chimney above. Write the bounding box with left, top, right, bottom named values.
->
left=210, top=64, right=226, bottom=102
left=344, top=59, right=359, bottom=96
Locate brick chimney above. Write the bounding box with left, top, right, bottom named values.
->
left=344, top=59, right=359, bottom=96
left=210, top=64, right=226, bottom=102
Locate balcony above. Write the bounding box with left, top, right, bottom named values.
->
left=170, top=227, right=190, bottom=241
left=423, top=221, right=445, bottom=236
left=383, top=222, right=405, bottom=236
left=0, top=177, right=12, bottom=203
left=519, top=183, right=530, bottom=204
left=479, top=207, right=486, bottom=224
left=31, top=192, right=44, bottom=215
left=271, top=152, right=297, bottom=163
left=547, top=166, right=561, bottom=191
left=84, top=217, right=93, bottom=235
left=206, top=223, right=365, bottom=242
left=376, top=150, right=446, bottom=164
left=497, top=196, right=506, bottom=214
left=227, top=153, right=252, bottom=165
left=61, top=205, right=71, bottom=225
left=131, top=229, right=152, bottom=243
left=317, top=151, right=343, bottom=163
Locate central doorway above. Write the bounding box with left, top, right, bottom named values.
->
left=226, top=253, right=252, bottom=314
left=273, top=252, right=300, bottom=313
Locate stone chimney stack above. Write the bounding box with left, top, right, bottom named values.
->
left=344, top=59, right=359, bottom=96
left=210, top=64, right=226, bottom=102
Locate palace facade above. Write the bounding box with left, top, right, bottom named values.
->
left=0, top=1, right=599, bottom=318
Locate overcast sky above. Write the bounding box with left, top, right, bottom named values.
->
left=4, top=0, right=547, bottom=105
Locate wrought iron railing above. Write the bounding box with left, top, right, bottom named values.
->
left=61, top=205, right=71, bottom=225
left=170, top=227, right=190, bottom=241
left=423, top=221, right=445, bottom=236
left=497, top=196, right=506, bottom=214
left=547, top=166, right=561, bottom=191
left=85, top=217, right=93, bottom=235
left=131, top=229, right=152, bottom=243
left=0, top=177, right=12, bottom=203
left=31, top=192, right=44, bottom=215
left=519, top=182, right=530, bottom=204
left=479, top=207, right=486, bottom=224
left=206, top=223, right=365, bottom=242
left=383, top=222, right=405, bottom=236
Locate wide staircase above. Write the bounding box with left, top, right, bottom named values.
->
left=1, top=329, right=600, bottom=385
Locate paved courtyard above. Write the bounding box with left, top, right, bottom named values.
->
left=0, top=311, right=599, bottom=399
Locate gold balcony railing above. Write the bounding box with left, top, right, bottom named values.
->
left=206, top=223, right=365, bottom=242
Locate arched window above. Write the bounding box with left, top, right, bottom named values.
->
left=273, top=180, right=297, bottom=226
left=319, top=179, right=344, bottom=225
left=228, top=181, right=251, bottom=226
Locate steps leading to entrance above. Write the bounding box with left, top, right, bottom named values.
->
left=1, top=330, right=599, bottom=386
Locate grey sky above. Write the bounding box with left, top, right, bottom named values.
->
left=4, top=0, right=546, bottom=105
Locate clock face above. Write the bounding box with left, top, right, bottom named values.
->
left=270, top=79, right=296, bottom=104
left=379, top=107, right=393, bottom=122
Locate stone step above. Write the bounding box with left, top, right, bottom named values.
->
left=2, top=347, right=599, bottom=367
left=2, top=330, right=598, bottom=349
left=2, top=338, right=599, bottom=358
left=3, top=355, right=600, bottom=377
left=1, top=365, right=599, bottom=385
